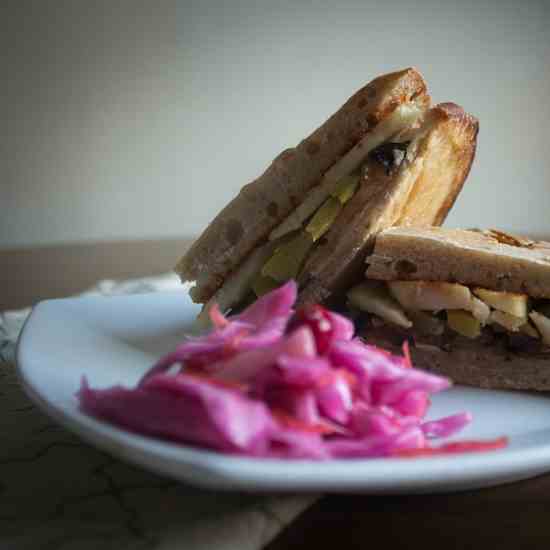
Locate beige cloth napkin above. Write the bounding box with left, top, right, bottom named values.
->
left=1, top=274, right=317, bottom=549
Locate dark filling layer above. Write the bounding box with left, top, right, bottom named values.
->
left=361, top=315, right=550, bottom=358
left=368, top=142, right=410, bottom=176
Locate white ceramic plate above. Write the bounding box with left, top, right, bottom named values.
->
left=16, top=291, right=550, bottom=494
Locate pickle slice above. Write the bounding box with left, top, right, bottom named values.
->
left=388, top=281, right=472, bottom=311
left=331, top=174, right=359, bottom=204
left=472, top=287, right=528, bottom=318
left=251, top=273, right=280, bottom=297
left=490, top=310, right=527, bottom=332
left=261, top=231, right=314, bottom=282
left=347, top=281, right=411, bottom=328
left=305, top=197, right=342, bottom=242
left=447, top=310, right=481, bottom=339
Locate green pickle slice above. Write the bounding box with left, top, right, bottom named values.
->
left=261, top=231, right=314, bottom=282
left=331, top=174, right=359, bottom=204
left=447, top=310, right=481, bottom=339
left=253, top=172, right=360, bottom=296
left=305, top=197, right=342, bottom=242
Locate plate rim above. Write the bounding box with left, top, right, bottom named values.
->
left=15, top=293, right=550, bottom=493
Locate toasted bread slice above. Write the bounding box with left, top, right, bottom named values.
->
left=366, top=227, right=550, bottom=298
left=177, top=68, right=430, bottom=303
left=297, top=103, right=479, bottom=305
left=362, top=227, right=550, bottom=390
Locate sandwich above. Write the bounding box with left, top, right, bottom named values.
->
left=176, top=68, right=479, bottom=321
left=349, top=226, right=550, bottom=390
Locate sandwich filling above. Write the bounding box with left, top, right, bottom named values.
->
left=197, top=103, right=426, bottom=323
left=348, top=279, right=550, bottom=353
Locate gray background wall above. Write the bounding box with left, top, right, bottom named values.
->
left=3, top=0, right=550, bottom=249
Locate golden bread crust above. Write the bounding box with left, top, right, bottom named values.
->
left=366, top=227, right=550, bottom=298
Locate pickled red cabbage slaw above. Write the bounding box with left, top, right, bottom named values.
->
left=78, top=281, right=507, bottom=459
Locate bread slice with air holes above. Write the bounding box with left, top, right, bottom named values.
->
left=355, top=227, right=550, bottom=390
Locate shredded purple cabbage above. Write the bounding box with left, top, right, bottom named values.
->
left=78, top=280, right=503, bottom=459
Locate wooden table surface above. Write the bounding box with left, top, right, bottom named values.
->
left=4, top=238, right=550, bottom=549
